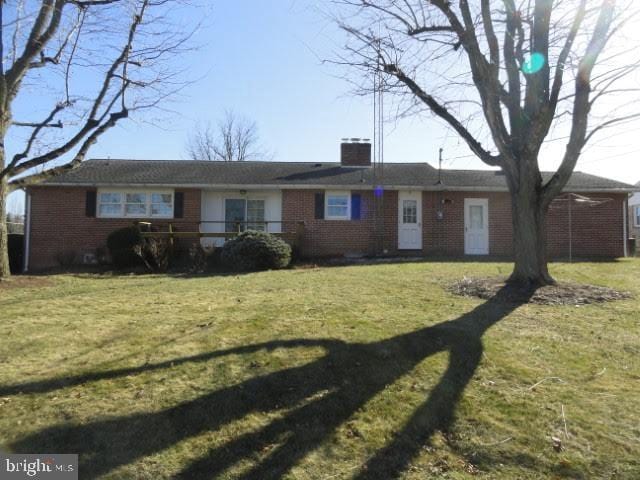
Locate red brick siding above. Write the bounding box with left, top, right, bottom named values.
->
left=282, top=189, right=625, bottom=259
left=27, top=187, right=201, bottom=270
left=419, top=191, right=514, bottom=256
left=282, top=189, right=398, bottom=257
left=27, top=186, right=625, bottom=269
left=546, top=193, right=626, bottom=258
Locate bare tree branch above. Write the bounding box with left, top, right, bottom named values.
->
left=333, top=0, right=635, bottom=284
left=186, top=111, right=271, bottom=162
left=383, top=63, right=502, bottom=167
left=5, top=0, right=152, bottom=181
left=543, top=0, right=617, bottom=202
left=583, top=112, right=640, bottom=145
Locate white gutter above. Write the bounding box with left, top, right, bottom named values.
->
left=623, top=196, right=628, bottom=258
left=23, top=191, right=31, bottom=273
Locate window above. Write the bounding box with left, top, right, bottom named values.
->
left=225, top=198, right=266, bottom=232
left=325, top=192, right=350, bottom=220
left=125, top=193, right=147, bottom=216
left=98, top=192, right=122, bottom=217
left=469, top=205, right=484, bottom=229
left=247, top=199, right=266, bottom=231
left=402, top=200, right=417, bottom=224
left=151, top=193, right=173, bottom=217
left=635, top=205, right=640, bottom=227
left=225, top=199, right=246, bottom=232
left=97, top=190, right=173, bottom=218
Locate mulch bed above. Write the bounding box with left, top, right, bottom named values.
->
left=448, top=277, right=632, bottom=305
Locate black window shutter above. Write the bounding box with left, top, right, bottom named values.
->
left=351, top=193, right=361, bottom=220
left=174, top=191, right=184, bottom=218
left=85, top=190, right=97, bottom=217
left=314, top=192, right=325, bottom=220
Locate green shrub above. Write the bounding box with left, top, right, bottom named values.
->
left=107, top=226, right=143, bottom=268
left=106, top=225, right=171, bottom=271
left=187, top=244, right=220, bottom=273
left=221, top=230, right=291, bottom=271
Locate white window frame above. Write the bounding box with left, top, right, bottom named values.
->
left=97, top=189, right=174, bottom=219
left=325, top=191, right=351, bottom=220
left=124, top=192, right=148, bottom=217
left=635, top=205, right=640, bottom=227
left=402, top=199, right=418, bottom=224
left=97, top=192, right=124, bottom=218
left=150, top=192, right=175, bottom=218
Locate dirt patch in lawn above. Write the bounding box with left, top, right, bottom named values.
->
left=0, top=276, right=54, bottom=291
left=448, top=277, right=631, bottom=305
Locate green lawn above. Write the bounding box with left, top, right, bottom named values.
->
left=1, top=260, right=639, bottom=479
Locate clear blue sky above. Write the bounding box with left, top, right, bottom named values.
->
left=7, top=0, right=640, bottom=214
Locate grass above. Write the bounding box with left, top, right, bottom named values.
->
left=0, top=259, right=639, bottom=479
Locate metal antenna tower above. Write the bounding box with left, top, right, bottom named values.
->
left=372, top=45, right=385, bottom=255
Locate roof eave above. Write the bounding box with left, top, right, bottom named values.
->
left=33, top=182, right=636, bottom=193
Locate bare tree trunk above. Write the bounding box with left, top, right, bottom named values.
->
left=0, top=176, right=10, bottom=279
left=0, top=73, right=9, bottom=279
left=509, top=185, right=554, bottom=286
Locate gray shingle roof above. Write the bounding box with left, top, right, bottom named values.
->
left=40, top=159, right=636, bottom=192
left=440, top=169, right=635, bottom=191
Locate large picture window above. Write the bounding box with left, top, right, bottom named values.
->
left=97, top=190, right=173, bottom=218
left=635, top=205, right=640, bottom=227
left=325, top=192, right=350, bottom=220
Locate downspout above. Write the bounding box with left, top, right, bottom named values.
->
left=23, top=189, right=31, bottom=273
left=568, top=195, right=573, bottom=263
left=623, top=195, right=628, bottom=258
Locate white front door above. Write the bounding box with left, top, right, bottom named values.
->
left=398, top=191, right=422, bottom=250
left=464, top=198, right=489, bottom=255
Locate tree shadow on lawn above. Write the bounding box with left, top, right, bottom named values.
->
left=8, top=286, right=538, bottom=479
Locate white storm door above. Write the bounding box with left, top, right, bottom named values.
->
left=464, top=198, right=489, bottom=255
left=398, top=191, right=422, bottom=250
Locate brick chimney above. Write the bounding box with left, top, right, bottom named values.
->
left=340, top=138, right=371, bottom=167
